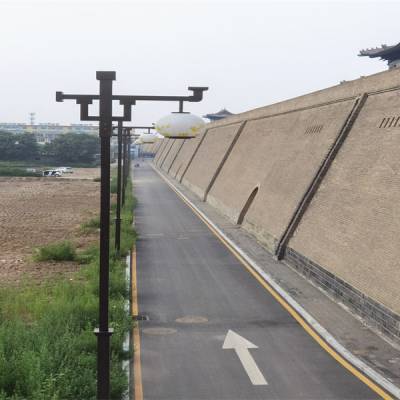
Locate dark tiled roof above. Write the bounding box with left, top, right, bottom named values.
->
left=203, top=109, right=234, bottom=119
left=359, top=43, right=400, bottom=59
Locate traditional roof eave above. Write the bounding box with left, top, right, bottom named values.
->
left=203, top=108, right=234, bottom=119
left=359, top=43, right=400, bottom=59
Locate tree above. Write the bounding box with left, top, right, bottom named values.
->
left=14, top=133, right=39, bottom=160
left=0, top=131, right=39, bottom=161
left=48, top=133, right=100, bottom=163
left=0, top=131, right=16, bottom=160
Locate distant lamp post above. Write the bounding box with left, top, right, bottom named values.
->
left=139, top=132, right=157, bottom=143
left=134, top=136, right=144, bottom=145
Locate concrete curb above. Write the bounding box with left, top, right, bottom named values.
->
left=153, top=164, right=400, bottom=399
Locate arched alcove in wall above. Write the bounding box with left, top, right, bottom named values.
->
left=237, top=186, right=259, bottom=225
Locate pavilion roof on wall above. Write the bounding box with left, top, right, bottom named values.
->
left=359, top=42, right=400, bottom=60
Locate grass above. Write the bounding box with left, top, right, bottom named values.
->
left=0, top=161, right=99, bottom=168
left=110, top=178, right=118, bottom=194
left=80, top=216, right=101, bottom=234
left=33, top=241, right=76, bottom=262
left=0, top=166, right=41, bottom=177
left=0, top=170, right=136, bottom=399
left=0, top=161, right=100, bottom=177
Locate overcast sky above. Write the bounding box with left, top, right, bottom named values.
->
left=0, top=0, right=399, bottom=128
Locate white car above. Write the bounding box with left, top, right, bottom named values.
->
left=43, top=169, right=62, bottom=177
left=56, top=167, right=73, bottom=173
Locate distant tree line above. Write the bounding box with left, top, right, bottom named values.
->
left=0, top=131, right=39, bottom=160
left=0, top=131, right=99, bottom=163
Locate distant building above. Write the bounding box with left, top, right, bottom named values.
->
left=0, top=122, right=98, bottom=144
left=359, top=43, right=400, bottom=69
left=203, top=108, right=234, bottom=122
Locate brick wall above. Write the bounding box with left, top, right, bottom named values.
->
left=159, top=68, right=400, bottom=339
left=169, top=130, right=207, bottom=181
left=289, top=89, right=400, bottom=316
left=182, top=123, right=242, bottom=200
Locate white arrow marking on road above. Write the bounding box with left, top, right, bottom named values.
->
left=222, top=330, right=268, bottom=386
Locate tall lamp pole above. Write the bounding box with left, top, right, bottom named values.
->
left=56, top=72, right=207, bottom=400
left=114, top=121, right=123, bottom=255
left=111, top=124, right=155, bottom=253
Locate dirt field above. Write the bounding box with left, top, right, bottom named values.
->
left=0, top=174, right=100, bottom=284
left=60, top=167, right=100, bottom=180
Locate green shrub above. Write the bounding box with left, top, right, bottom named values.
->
left=110, top=177, right=118, bottom=194
left=0, top=254, right=131, bottom=399
left=0, top=167, right=41, bottom=177
left=33, top=241, right=76, bottom=262
left=80, top=216, right=100, bottom=234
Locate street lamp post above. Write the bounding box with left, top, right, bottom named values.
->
left=111, top=125, right=155, bottom=253
left=122, top=128, right=129, bottom=208
left=114, top=121, right=123, bottom=255
left=56, top=71, right=207, bottom=400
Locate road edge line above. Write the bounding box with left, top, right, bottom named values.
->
left=131, top=249, right=143, bottom=400
left=152, top=163, right=400, bottom=400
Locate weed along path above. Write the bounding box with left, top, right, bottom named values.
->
left=0, top=170, right=133, bottom=399
left=133, top=163, right=385, bottom=400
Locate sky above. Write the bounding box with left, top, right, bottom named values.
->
left=0, top=0, right=399, bottom=128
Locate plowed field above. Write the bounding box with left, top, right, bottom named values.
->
left=0, top=169, right=100, bottom=284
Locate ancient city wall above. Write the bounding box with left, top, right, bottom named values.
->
left=181, top=122, right=243, bottom=200
left=156, top=139, right=175, bottom=167
left=168, top=130, right=207, bottom=181
left=153, top=139, right=169, bottom=165
left=149, top=140, right=163, bottom=155
left=205, top=67, right=400, bottom=129
left=161, top=139, right=186, bottom=173
left=288, top=88, right=400, bottom=329
left=155, top=67, right=400, bottom=340
left=206, top=99, right=357, bottom=251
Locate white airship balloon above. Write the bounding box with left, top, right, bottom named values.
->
left=155, top=112, right=205, bottom=139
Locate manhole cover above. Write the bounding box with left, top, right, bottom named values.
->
left=142, top=327, right=177, bottom=335
left=175, top=316, right=208, bottom=324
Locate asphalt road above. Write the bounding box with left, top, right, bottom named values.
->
left=133, top=162, right=380, bottom=400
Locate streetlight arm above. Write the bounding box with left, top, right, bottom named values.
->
left=115, top=86, right=208, bottom=105
left=57, top=86, right=209, bottom=120
left=112, top=125, right=155, bottom=130
left=188, top=86, right=209, bottom=101
left=56, top=91, right=99, bottom=103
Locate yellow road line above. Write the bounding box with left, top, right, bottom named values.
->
left=131, top=249, right=143, bottom=400
left=154, top=166, right=392, bottom=400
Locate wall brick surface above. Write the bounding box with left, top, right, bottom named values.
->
left=158, top=69, right=400, bottom=335
left=207, top=100, right=355, bottom=252
left=161, top=140, right=185, bottom=172
left=168, top=130, right=207, bottom=181
left=153, top=139, right=168, bottom=164
left=157, top=139, right=175, bottom=167
left=151, top=140, right=164, bottom=155
left=289, top=89, right=400, bottom=315
left=205, top=68, right=400, bottom=131
left=181, top=123, right=242, bottom=199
